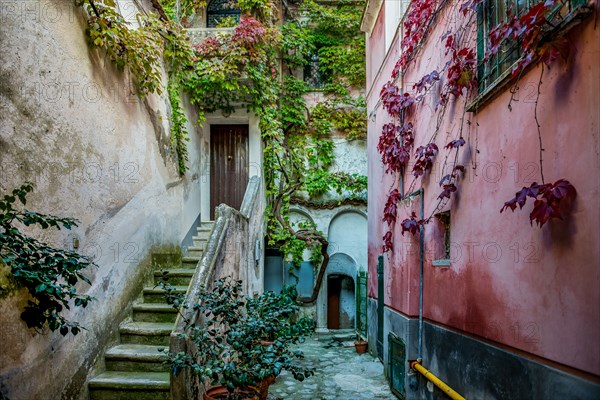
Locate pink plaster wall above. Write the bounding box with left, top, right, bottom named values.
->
left=367, top=1, right=600, bottom=376
left=366, top=5, right=385, bottom=91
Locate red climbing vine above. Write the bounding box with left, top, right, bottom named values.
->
left=378, top=0, right=584, bottom=252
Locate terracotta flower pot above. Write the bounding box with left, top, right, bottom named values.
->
left=257, top=375, right=276, bottom=400
left=203, top=386, right=259, bottom=400
left=354, top=340, right=368, bottom=354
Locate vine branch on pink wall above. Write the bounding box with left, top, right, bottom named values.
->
left=377, top=0, right=584, bottom=252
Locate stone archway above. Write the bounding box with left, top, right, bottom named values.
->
left=317, top=252, right=358, bottom=330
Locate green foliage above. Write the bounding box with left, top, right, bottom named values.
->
left=163, top=277, right=314, bottom=398
left=247, top=285, right=315, bottom=341
left=0, top=184, right=94, bottom=335
left=301, top=0, right=366, bottom=87
left=84, top=1, right=164, bottom=95
left=239, top=0, right=275, bottom=22
left=81, top=0, right=368, bottom=267
left=215, top=16, right=239, bottom=28
left=168, top=79, right=190, bottom=175
left=281, top=76, right=309, bottom=129
left=159, top=0, right=206, bottom=23
left=312, top=96, right=367, bottom=140
left=280, top=21, right=315, bottom=70
left=81, top=1, right=198, bottom=176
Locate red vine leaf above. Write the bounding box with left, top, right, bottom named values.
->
left=400, top=212, right=425, bottom=236
left=460, top=0, right=483, bottom=16
left=382, top=189, right=403, bottom=226
left=381, top=83, right=415, bottom=116
left=413, top=70, right=440, bottom=94
left=438, top=183, right=457, bottom=200
left=377, top=123, right=414, bottom=172
left=501, top=179, right=577, bottom=227
left=382, top=231, right=394, bottom=253
left=445, top=138, right=466, bottom=149
left=413, top=143, right=438, bottom=177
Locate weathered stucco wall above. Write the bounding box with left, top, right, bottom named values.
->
left=0, top=1, right=204, bottom=399
left=366, top=0, right=600, bottom=382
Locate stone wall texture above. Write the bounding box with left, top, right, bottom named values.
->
left=0, top=1, right=204, bottom=399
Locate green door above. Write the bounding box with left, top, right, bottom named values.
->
left=356, top=270, right=368, bottom=338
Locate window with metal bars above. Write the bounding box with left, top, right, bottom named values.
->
left=206, top=0, right=240, bottom=28
left=303, top=51, right=331, bottom=88
left=476, top=0, right=587, bottom=93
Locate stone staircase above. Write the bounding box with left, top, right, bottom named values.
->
left=88, top=222, right=214, bottom=400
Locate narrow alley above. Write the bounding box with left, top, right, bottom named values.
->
left=269, top=332, right=395, bottom=400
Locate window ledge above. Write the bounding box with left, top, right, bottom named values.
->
left=467, top=4, right=594, bottom=114
left=432, top=259, right=451, bottom=267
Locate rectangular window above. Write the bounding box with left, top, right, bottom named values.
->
left=432, top=211, right=451, bottom=267
left=304, top=51, right=330, bottom=89
left=476, top=0, right=587, bottom=93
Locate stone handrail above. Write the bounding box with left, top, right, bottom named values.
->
left=186, top=27, right=235, bottom=44
left=169, top=175, right=263, bottom=400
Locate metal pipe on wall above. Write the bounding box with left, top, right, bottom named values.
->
left=410, top=361, right=466, bottom=400
left=403, top=188, right=424, bottom=357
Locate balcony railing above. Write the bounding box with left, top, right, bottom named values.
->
left=186, top=27, right=235, bottom=44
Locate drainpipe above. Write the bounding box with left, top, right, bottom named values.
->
left=403, top=188, right=424, bottom=358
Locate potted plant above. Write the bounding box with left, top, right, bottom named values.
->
left=164, top=277, right=314, bottom=400
left=245, top=285, right=316, bottom=398
left=354, top=332, right=368, bottom=354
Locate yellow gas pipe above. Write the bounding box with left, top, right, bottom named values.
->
left=410, top=361, right=466, bottom=400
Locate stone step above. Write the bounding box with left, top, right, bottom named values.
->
left=142, top=286, right=188, bottom=304
left=200, top=221, right=214, bottom=228
left=181, top=256, right=201, bottom=269
left=196, top=226, right=212, bottom=235
left=119, top=321, right=173, bottom=346
left=187, top=245, right=204, bottom=257
left=154, top=269, right=194, bottom=286
left=89, top=371, right=169, bottom=400
left=194, top=235, right=210, bottom=244
left=105, top=344, right=168, bottom=372
left=132, top=303, right=179, bottom=323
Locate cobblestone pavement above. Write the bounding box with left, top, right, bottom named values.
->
left=268, top=333, right=397, bottom=400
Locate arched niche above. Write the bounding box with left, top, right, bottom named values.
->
left=317, top=252, right=358, bottom=330
left=327, top=210, right=368, bottom=270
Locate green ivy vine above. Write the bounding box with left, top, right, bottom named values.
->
left=77, top=0, right=367, bottom=301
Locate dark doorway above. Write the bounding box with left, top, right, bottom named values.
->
left=327, top=274, right=355, bottom=329
left=210, top=125, right=249, bottom=219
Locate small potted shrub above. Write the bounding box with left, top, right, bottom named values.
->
left=354, top=332, right=368, bottom=354
left=246, top=285, right=316, bottom=397
left=164, top=277, right=314, bottom=400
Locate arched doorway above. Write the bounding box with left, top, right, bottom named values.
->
left=327, top=274, right=355, bottom=329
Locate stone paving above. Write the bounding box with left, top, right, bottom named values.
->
left=268, top=333, right=397, bottom=400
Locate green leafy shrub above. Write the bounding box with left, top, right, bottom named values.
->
left=162, top=277, right=314, bottom=399
left=0, top=183, right=95, bottom=335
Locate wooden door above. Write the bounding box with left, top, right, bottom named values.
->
left=327, top=275, right=341, bottom=329
left=210, top=125, right=249, bottom=219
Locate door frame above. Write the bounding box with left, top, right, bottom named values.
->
left=209, top=124, right=249, bottom=219
left=200, top=112, right=262, bottom=222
